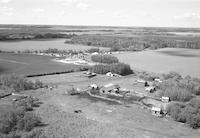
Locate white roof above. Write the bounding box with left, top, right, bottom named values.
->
left=104, top=83, right=114, bottom=88
left=145, top=86, right=155, bottom=91
left=90, top=84, right=98, bottom=88
left=151, top=107, right=161, bottom=112
left=162, top=96, right=169, bottom=99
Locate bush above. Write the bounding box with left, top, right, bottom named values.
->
left=179, top=77, right=200, bottom=95
left=0, top=132, right=21, bottom=138
left=0, top=108, right=41, bottom=134
left=163, top=87, right=192, bottom=102
left=86, top=48, right=100, bottom=53
left=0, top=107, right=25, bottom=134
left=157, top=79, right=192, bottom=102
left=22, top=129, right=46, bottom=138
left=162, top=72, right=182, bottom=80
left=15, top=97, right=40, bottom=111
left=167, top=103, right=185, bottom=122
left=91, top=63, right=133, bottom=76
left=18, top=113, right=41, bottom=131
left=91, top=54, right=119, bottom=64
left=0, top=74, right=44, bottom=92
left=167, top=98, right=200, bottom=129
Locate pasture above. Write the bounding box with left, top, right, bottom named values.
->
left=115, top=48, right=200, bottom=77
left=0, top=53, right=80, bottom=75
left=25, top=72, right=200, bottom=138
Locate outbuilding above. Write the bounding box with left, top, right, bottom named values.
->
left=100, top=83, right=120, bottom=94
left=145, top=86, right=156, bottom=93
left=161, top=96, right=170, bottom=102
left=151, top=106, right=162, bottom=116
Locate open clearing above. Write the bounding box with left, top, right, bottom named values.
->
left=0, top=53, right=80, bottom=75
left=13, top=72, right=198, bottom=138
left=115, top=48, right=200, bottom=77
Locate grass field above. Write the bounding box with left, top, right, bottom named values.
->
left=0, top=53, right=80, bottom=75
left=25, top=72, right=200, bottom=138
left=115, top=48, right=200, bottom=77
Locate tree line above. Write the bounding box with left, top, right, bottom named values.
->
left=66, top=34, right=200, bottom=51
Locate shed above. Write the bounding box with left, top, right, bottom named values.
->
left=100, top=83, right=120, bottom=93
left=90, top=84, right=98, bottom=89
left=137, top=79, right=146, bottom=83
left=161, top=96, right=170, bottom=102
left=106, top=72, right=114, bottom=77
left=106, top=72, right=121, bottom=77
left=155, top=78, right=162, bottom=83
left=151, top=107, right=162, bottom=116
left=145, top=86, right=156, bottom=93
left=91, top=52, right=99, bottom=55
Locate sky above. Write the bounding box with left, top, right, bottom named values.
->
left=0, top=0, right=200, bottom=28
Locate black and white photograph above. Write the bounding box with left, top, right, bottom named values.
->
left=0, top=0, right=200, bottom=137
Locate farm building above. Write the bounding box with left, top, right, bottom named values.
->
left=151, top=107, right=162, bottom=116
left=145, top=86, right=156, bottom=93
left=137, top=79, right=146, bottom=83
left=90, top=84, right=99, bottom=89
left=83, top=71, right=97, bottom=78
left=100, top=83, right=120, bottom=94
left=91, top=52, right=99, bottom=55
left=161, top=96, right=170, bottom=103
left=154, top=78, right=162, bottom=83
left=106, top=72, right=121, bottom=77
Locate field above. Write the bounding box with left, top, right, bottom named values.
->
left=115, top=48, right=200, bottom=77
left=1, top=72, right=197, bottom=138
left=1, top=24, right=200, bottom=137
left=0, top=53, right=81, bottom=75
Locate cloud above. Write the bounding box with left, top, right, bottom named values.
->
left=76, top=2, right=90, bottom=10
left=0, top=6, right=13, bottom=16
left=32, top=8, right=45, bottom=19
left=114, top=11, right=129, bottom=19
left=96, top=10, right=105, bottom=14
left=174, top=13, right=200, bottom=20
left=55, top=0, right=78, bottom=6
left=0, top=0, right=12, bottom=3
left=32, top=8, right=45, bottom=13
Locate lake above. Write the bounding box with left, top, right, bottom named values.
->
left=115, top=48, right=200, bottom=77
left=0, top=39, right=110, bottom=51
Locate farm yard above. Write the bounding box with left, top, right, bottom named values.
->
left=0, top=24, right=200, bottom=138
left=7, top=72, right=197, bottom=138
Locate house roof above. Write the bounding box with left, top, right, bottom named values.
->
left=151, top=107, right=161, bottom=112
left=101, top=83, right=120, bottom=91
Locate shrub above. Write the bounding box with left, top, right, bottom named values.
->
left=157, top=79, right=193, bottom=102
left=167, top=98, right=200, bottom=129
left=162, top=72, right=182, bottom=80
left=92, top=63, right=133, bottom=76
left=0, top=74, right=43, bottom=92
left=179, top=77, right=200, bottom=95
left=15, top=97, right=40, bottom=111
left=91, top=54, right=119, bottom=64
left=167, top=103, right=185, bottom=121
left=18, top=113, right=41, bottom=131
left=0, top=132, right=21, bottom=138
left=0, top=107, right=25, bottom=134
left=86, top=48, right=100, bottom=53
left=0, top=109, right=41, bottom=134
left=22, top=129, right=46, bottom=138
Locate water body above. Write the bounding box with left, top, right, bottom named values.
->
left=0, top=39, right=109, bottom=51
left=115, top=48, right=200, bottom=77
